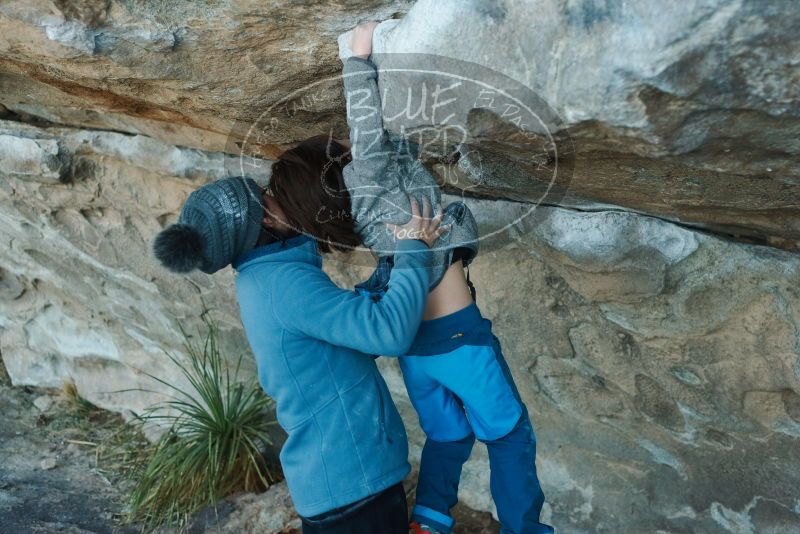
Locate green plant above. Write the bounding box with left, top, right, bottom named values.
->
left=122, top=317, right=276, bottom=532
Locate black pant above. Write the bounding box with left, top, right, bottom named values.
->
left=300, top=483, right=408, bottom=534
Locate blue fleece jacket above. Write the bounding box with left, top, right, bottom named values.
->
left=233, top=234, right=432, bottom=517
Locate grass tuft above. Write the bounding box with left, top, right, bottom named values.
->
left=121, top=316, right=277, bottom=532
left=61, top=380, right=99, bottom=416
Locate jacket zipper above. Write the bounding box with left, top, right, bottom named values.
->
left=373, top=372, right=392, bottom=444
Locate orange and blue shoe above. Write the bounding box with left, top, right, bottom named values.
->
left=409, top=521, right=442, bottom=534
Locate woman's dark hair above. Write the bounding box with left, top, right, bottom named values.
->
left=265, top=135, right=361, bottom=254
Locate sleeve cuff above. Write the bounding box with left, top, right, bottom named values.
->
left=342, top=56, right=378, bottom=80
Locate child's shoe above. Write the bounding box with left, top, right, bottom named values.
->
left=409, top=521, right=442, bottom=534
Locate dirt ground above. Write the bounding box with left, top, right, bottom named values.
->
left=0, top=365, right=142, bottom=533
left=0, top=359, right=498, bottom=534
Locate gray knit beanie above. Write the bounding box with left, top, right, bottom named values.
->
left=153, top=176, right=264, bottom=274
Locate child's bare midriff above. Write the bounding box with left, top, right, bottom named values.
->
left=423, top=262, right=474, bottom=320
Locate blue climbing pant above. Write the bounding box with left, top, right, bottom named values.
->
left=400, top=303, right=554, bottom=534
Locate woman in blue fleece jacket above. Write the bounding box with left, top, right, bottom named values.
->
left=152, top=135, right=447, bottom=532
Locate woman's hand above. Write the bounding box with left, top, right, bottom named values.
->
left=349, top=21, right=379, bottom=59
left=387, top=195, right=450, bottom=249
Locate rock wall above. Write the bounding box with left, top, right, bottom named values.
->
left=366, top=202, right=800, bottom=532
left=0, top=118, right=260, bottom=415
left=1, top=0, right=799, bottom=532
left=354, top=0, right=800, bottom=246
left=2, top=0, right=798, bottom=245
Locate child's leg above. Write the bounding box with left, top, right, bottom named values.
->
left=483, top=414, right=548, bottom=534
left=413, top=433, right=476, bottom=533
left=479, top=334, right=551, bottom=533
left=399, top=355, right=475, bottom=534
left=407, top=304, right=554, bottom=534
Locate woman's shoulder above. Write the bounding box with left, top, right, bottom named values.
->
left=239, top=261, right=334, bottom=294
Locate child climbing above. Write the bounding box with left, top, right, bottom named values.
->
left=341, top=22, right=555, bottom=534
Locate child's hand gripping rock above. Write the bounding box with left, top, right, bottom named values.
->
left=349, top=21, right=379, bottom=59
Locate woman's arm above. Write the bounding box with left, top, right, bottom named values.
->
left=265, top=239, right=431, bottom=356
left=266, top=197, right=447, bottom=356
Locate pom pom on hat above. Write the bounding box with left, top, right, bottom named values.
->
left=151, top=176, right=264, bottom=274
left=153, top=223, right=205, bottom=273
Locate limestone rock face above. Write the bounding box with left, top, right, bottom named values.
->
left=204, top=481, right=301, bottom=534
left=0, top=0, right=412, bottom=155
left=0, top=0, right=799, bottom=532
left=0, top=117, right=264, bottom=416
left=2, top=0, right=798, bottom=244
left=2, top=0, right=799, bottom=245
left=352, top=0, right=800, bottom=245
